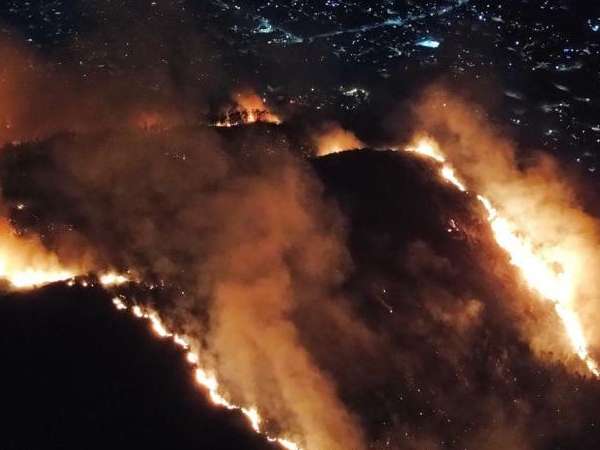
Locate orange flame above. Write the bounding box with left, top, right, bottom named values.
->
left=314, top=125, right=364, bottom=157
left=215, top=91, right=281, bottom=127
left=0, top=206, right=301, bottom=446
left=0, top=219, right=78, bottom=289
left=99, top=272, right=130, bottom=286
left=0, top=213, right=133, bottom=291
left=115, top=299, right=304, bottom=450
left=403, top=136, right=600, bottom=377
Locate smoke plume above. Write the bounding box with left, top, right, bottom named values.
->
left=409, top=86, right=600, bottom=374
left=0, top=26, right=365, bottom=448
left=3, top=11, right=600, bottom=446
left=313, top=122, right=364, bottom=156
left=11, top=129, right=365, bottom=449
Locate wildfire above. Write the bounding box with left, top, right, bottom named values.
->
left=314, top=124, right=364, bottom=157
left=132, top=111, right=174, bottom=132
left=403, top=136, right=600, bottom=377
left=0, top=212, right=302, bottom=447
left=0, top=211, right=139, bottom=291
left=5, top=128, right=598, bottom=450
left=99, top=272, right=130, bottom=286
left=114, top=299, right=304, bottom=450
left=0, top=219, right=78, bottom=289
left=214, top=91, right=282, bottom=127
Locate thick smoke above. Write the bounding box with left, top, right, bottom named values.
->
left=0, top=39, right=193, bottom=144
left=197, top=163, right=364, bottom=449
left=0, top=21, right=366, bottom=448
left=0, top=36, right=175, bottom=143
left=0, top=0, right=228, bottom=146
left=8, top=119, right=600, bottom=450
left=312, top=122, right=364, bottom=156
left=409, top=86, right=600, bottom=374
left=20, top=129, right=365, bottom=449
left=3, top=8, right=600, bottom=447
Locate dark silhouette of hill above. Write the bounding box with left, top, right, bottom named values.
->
left=0, top=284, right=276, bottom=450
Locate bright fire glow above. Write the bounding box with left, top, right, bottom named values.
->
left=405, top=137, right=446, bottom=163
left=0, top=201, right=298, bottom=446
left=214, top=91, right=282, bottom=127
left=99, top=273, right=130, bottom=286
left=0, top=219, right=77, bottom=289
left=404, top=137, right=600, bottom=377
left=113, top=300, right=304, bottom=449
left=3, top=267, right=75, bottom=289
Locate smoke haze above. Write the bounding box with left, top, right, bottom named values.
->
left=1, top=14, right=600, bottom=449
left=410, top=86, right=600, bottom=373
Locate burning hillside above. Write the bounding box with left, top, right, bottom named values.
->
left=214, top=91, right=282, bottom=128
left=1, top=1, right=599, bottom=448
left=2, top=97, right=600, bottom=449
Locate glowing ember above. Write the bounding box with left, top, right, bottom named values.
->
left=186, top=351, right=199, bottom=364
left=270, top=438, right=302, bottom=450
left=242, top=406, right=262, bottom=433
left=173, top=334, right=189, bottom=349
left=404, top=137, right=600, bottom=377
left=405, top=137, right=446, bottom=163
left=440, top=166, right=467, bottom=192
left=477, top=194, right=599, bottom=376
left=314, top=124, right=364, bottom=156
left=132, top=111, right=173, bottom=132
left=112, top=297, right=127, bottom=310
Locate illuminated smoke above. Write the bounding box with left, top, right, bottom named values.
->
left=214, top=90, right=282, bottom=127
left=402, top=119, right=600, bottom=377
left=0, top=218, right=78, bottom=289
left=411, top=88, right=600, bottom=375
left=10, top=130, right=367, bottom=449
left=113, top=298, right=305, bottom=450
left=313, top=123, right=364, bottom=156
left=202, top=166, right=365, bottom=450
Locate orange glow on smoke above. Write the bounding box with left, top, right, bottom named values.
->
left=98, top=272, right=130, bottom=286
left=314, top=125, right=364, bottom=156
left=131, top=111, right=175, bottom=132
left=404, top=136, right=600, bottom=377
left=0, top=208, right=301, bottom=446
left=214, top=91, right=281, bottom=127
left=0, top=219, right=77, bottom=289
left=0, top=214, right=132, bottom=290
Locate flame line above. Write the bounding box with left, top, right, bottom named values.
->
left=3, top=264, right=303, bottom=448
left=402, top=138, right=600, bottom=377
left=115, top=297, right=303, bottom=450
